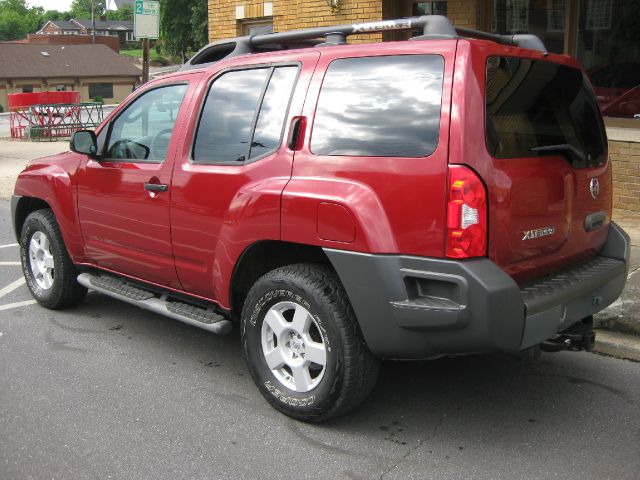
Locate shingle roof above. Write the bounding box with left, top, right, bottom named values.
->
left=72, top=19, right=134, bottom=30
left=0, top=44, right=141, bottom=79
left=49, top=20, right=81, bottom=30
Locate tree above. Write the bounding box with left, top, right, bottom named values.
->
left=159, top=0, right=207, bottom=61
left=0, top=0, right=43, bottom=39
left=190, top=0, right=208, bottom=49
left=0, top=9, right=27, bottom=40
left=70, top=0, right=107, bottom=19
left=106, top=4, right=133, bottom=21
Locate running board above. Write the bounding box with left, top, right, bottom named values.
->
left=77, top=273, right=233, bottom=335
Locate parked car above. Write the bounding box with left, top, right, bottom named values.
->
left=12, top=16, right=630, bottom=422
left=588, top=62, right=640, bottom=118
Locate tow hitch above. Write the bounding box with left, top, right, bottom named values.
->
left=541, top=317, right=596, bottom=352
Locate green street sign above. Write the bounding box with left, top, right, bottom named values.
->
left=134, top=0, right=160, bottom=39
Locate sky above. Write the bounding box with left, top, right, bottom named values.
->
left=27, top=1, right=118, bottom=12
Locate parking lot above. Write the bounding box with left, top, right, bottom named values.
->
left=0, top=194, right=638, bottom=479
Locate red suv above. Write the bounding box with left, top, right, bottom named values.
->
left=12, top=16, right=630, bottom=422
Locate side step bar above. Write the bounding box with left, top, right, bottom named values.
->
left=77, top=273, right=233, bottom=335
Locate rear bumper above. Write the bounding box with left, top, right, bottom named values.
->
left=324, top=222, right=630, bottom=359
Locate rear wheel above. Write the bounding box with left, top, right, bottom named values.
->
left=20, top=209, right=87, bottom=309
left=241, top=263, right=380, bottom=422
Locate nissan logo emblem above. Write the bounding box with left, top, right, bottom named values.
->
left=589, top=177, right=600, bottom=199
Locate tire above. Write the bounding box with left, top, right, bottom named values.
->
left=241, top=263, right=380, bottom=422
left=20, top=209, right=87, bottom=309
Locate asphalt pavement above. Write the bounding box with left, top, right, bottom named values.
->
left=1, top=202, right=640, bottom=479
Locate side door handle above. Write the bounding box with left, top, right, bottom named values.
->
left=144, top=183, right=169, bottom=192
left=287, top=116, right=307, bottom=151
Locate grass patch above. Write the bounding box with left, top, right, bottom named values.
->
left=120, top=49, right=171, bottom=64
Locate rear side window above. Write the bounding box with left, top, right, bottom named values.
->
left=311, top=55, right=444, bottom=157
left=485, top=56, right=606, bottom=167
left=193, top=66, right=298, bottom=163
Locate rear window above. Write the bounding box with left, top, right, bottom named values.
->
left=485, top=56, right=606, bottom=168
left=311, top=55, right=444, bottom=157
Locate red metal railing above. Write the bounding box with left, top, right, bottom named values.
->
left=8, top=92, right=103, bottom=140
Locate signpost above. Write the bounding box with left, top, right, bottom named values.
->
left=134, top=0, right=160, bottom=84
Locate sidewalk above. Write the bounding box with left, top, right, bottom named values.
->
left=0, top=140, right=68, bottom=199
left=594, top=209, right=640, bottom=338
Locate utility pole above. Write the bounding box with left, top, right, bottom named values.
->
left=91, top=0, right=96, bottom=44
left=142, top=38, right=149, bottom=84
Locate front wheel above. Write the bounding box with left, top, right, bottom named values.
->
left=241, top=264, right=380, bottom=422
left=20, top=209, right=87, bottom=309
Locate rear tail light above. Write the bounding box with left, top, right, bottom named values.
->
left=446, top=165, right=487, bottom=258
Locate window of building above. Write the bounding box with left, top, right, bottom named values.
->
left=193, top=66, right=298, bottom=164
left=491, top=0, right=565, bottom=53
left=240, top=19, right=273, bottom=36
left=311, top=55, right=444, bottom=157
left=547, top=0, right=565, bottom=32
left=410, top=2, right=447, bottom=37
left=56, top=84, right=67, bottom=92
left=412, top=1, right=447, bottom=15
left=106, top=84, right=188, bottom=162
left=576, top=0, right=640, bottom=118
left=586, top=0, right=612, bottom=30
left=22, top=85, right=33, bottom=93
left=89, top=83, right=114, bottom=99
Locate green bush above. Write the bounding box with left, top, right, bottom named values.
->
left=92, top=96, right=104, bottom=104
left=0, top=104, right=3, bottom=113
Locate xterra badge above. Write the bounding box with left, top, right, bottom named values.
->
left=522, top=226, right=556, bottom=240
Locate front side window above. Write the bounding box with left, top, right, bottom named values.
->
left=193, top=66, right=298, bottom=164
left=105, top=84, right=188, bottom=162
left=311, top=55, right=444, bottom=157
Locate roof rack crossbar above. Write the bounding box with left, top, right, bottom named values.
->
left=181, top=15, right=546, bottom=71
left=247, top=16, right=457, bottom=47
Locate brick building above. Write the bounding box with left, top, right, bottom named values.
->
left=37, top=19, right=134, bottom=47
left=19, top=33, right=121, bottom=53
left=207, top=0, right=640, bottom=211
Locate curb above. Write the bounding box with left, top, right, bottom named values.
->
left=593, top=329, right=640, bottom=362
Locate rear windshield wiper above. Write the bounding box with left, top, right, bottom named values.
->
left=531, top=144, right=586, bottom=163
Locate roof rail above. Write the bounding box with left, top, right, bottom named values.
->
left=180, top=15, right=546, bottom=71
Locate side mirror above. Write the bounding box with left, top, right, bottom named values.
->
left=70, top=130, right=98, bottom=157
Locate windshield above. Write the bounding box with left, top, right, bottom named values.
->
left=485, top=56, right=606, bottom=168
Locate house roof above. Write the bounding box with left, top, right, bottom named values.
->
left=72, top=19, right=134, bottom=31
left=0, top=44, right=141, bottom=79
left=40, top=20, right=82, bottom=31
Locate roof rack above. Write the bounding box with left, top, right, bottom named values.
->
left=180, top=15, right=546, bottom=71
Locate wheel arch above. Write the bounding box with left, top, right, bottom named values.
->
left=12, top=196, right=51, bottom=241
left=230, top=240, right=331, bottom=318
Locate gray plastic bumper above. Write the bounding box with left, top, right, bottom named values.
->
left=324, top=222, right=630, bottom=359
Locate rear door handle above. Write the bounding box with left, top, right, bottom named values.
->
left=144, top=183, right=168, bottom=192
left=287, top=116, right=306, bottom=151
